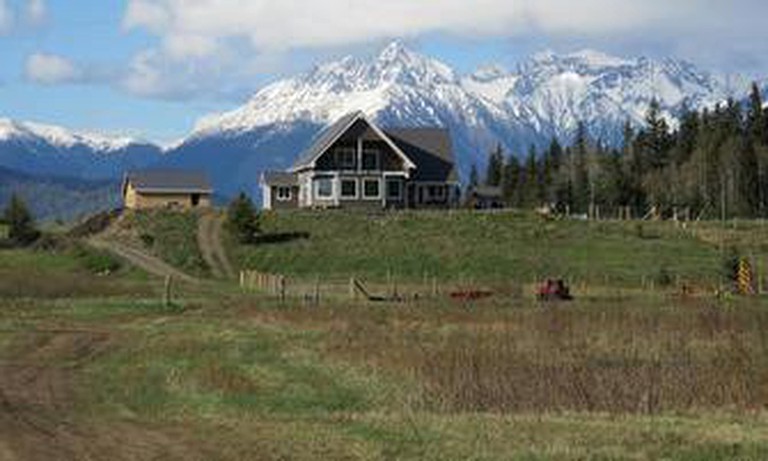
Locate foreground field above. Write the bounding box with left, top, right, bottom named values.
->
left=4, top=212, right=768, bottom=459
left=4, top=290, right=768, bottom=460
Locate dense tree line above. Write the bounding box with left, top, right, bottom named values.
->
left=479, top=84, right=768, bottom=219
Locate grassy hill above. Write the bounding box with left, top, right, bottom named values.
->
left=228, top=211, right=737, bottom=289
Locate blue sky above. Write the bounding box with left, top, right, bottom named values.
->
left=1, top=0, right=767, bottom=144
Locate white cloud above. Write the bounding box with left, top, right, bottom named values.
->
left=26, top=53, right=82, bottom=85
left=123, top=0, right=170, bottom=33
left=116, top=0, right=768, bottom=99
left=25, top=0, right=47, bottom=26
left=164, top=33, right=219, bottom=60
left=0, top=0, right=13, bottom=34
left=122, top=0, right=701, bottom=52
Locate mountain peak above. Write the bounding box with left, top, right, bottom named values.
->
left=0, top=117, right=140, bottom=152
left=376, top=39, right=414, bottom=63
left=528, top=49, right=633, bottom=70
left=566, top=49, right=633, bottom=67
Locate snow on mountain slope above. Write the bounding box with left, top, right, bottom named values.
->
left=0, top=118, right=162, bottom=180
left=179, top=41, right=751, bottom=196
left=193, top=41, right=504, bottom=137
left=0, top=118, right=137, bottom=153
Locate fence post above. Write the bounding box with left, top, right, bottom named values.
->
left=164, top=275, right=173, bottom=307
left=279, top=276, right=286, bottom=304
left=350, top=277, right=356, bottom=301
left=314, top=276, right=321, bottom=307
left=432, top=276, right=438, bottom=298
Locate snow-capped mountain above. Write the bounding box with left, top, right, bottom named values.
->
left=173, top=41, right=752, bottom=198
left=0, top=118, right=162, bottom=180
left=3, top=40, right=762, bottom=208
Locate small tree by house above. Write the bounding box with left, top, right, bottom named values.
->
left=3, top=194, right=39, bottom=246
left=227, top=192, right=260, bottom=244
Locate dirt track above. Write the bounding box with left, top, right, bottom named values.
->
left=88, top=238, right=198, bottom=284
left=0, top=330, right=200, bottom=461
left=197, top=213, right=236, bottom=280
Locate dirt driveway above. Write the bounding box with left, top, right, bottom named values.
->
left=0, top=330, right=201, bottom=461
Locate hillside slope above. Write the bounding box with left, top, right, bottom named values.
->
left=0, top=166, right=120, bottom=222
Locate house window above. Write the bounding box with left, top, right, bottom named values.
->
left=386, top=179, right=402, bottom=200
left=363, top=178, right=381, bottom=199
left=315, top=177, right=334, bottom=199
left=276, top=186, right=292, bottom=201
left=362, top=149, right=380, bottom=171
left=428, top=185, right=446, bottom=200
left=340, top=179, right=358, bottom=199
left=335, top=147, right=356, bottom=170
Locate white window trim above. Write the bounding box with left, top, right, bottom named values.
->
left=362, top=178, right=382, bottom=200
left=276, top=186, right=293, bottom=201
left=314, top=176, right=335, bottom=200
left=340, top=178, right=359, bottom=200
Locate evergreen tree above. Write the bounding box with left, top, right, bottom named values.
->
left=522, top=145, right=540, bottom=207
left=746, top=83, right=767, bottom=215
left=747, top=83, right=765, bottom=145
left=226, top=192, right=260, bottom=244
left=485, top=144, right=505, bottom=186
left=3, top=194, right=39, bottom=246
left=468, top=164, right=479, bottom=189
left=501, top=155, right=521, bottom=206
left=572, top=123, right=591, bottom=213
left=638, top=99, right=672, bottom=170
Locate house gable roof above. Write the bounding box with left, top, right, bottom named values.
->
left=385, top=128, right=459, bottom=183
left=291, top=111, right=416, bottom=172
left=123, top=170, right=213, bottom=195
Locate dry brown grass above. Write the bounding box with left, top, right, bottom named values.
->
left=256, top=299, right=768, bottom=416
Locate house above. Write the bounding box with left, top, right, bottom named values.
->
left=122, top=170, right=213, bottom=210
left=468, top=185, right=505, bottom=209
left=261, top=111, right=460, bottom=210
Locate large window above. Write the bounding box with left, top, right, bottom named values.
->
left=386, top=179, right=402, bottom=200
left=335, top=148, right=356, bottom=170
left=315, top=177, right=334, bottom=199
left=363, top=178, right=381, bottom=199
left=362, top=149, right=380, bottom=171
left=340, top=179, right=358, bottom=199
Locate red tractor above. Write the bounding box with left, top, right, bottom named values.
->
left=536, top=279, right=573, bottom=301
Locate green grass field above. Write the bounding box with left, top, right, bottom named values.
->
left=4, top=211, right=768, bottom=459
left=229, top=211, right=735, bottom=290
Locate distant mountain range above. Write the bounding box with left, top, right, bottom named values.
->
left=1, top=41, right=764, bottom=214
left=0, top=166, right=120, bottom=222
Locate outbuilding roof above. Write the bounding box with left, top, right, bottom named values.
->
left=124, top=170, right=213, bottom=195
left=261, top=171, right=299, bottom=187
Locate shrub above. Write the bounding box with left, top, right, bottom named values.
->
left=655, top=265, right=674, bottom=287
left=227, top=192, right=260, bottom=244
left=2, top=194, right=40, bottom=246
left=74, top=245, right=123, bottom=274
left=139, top=233, right=155, bottom=248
